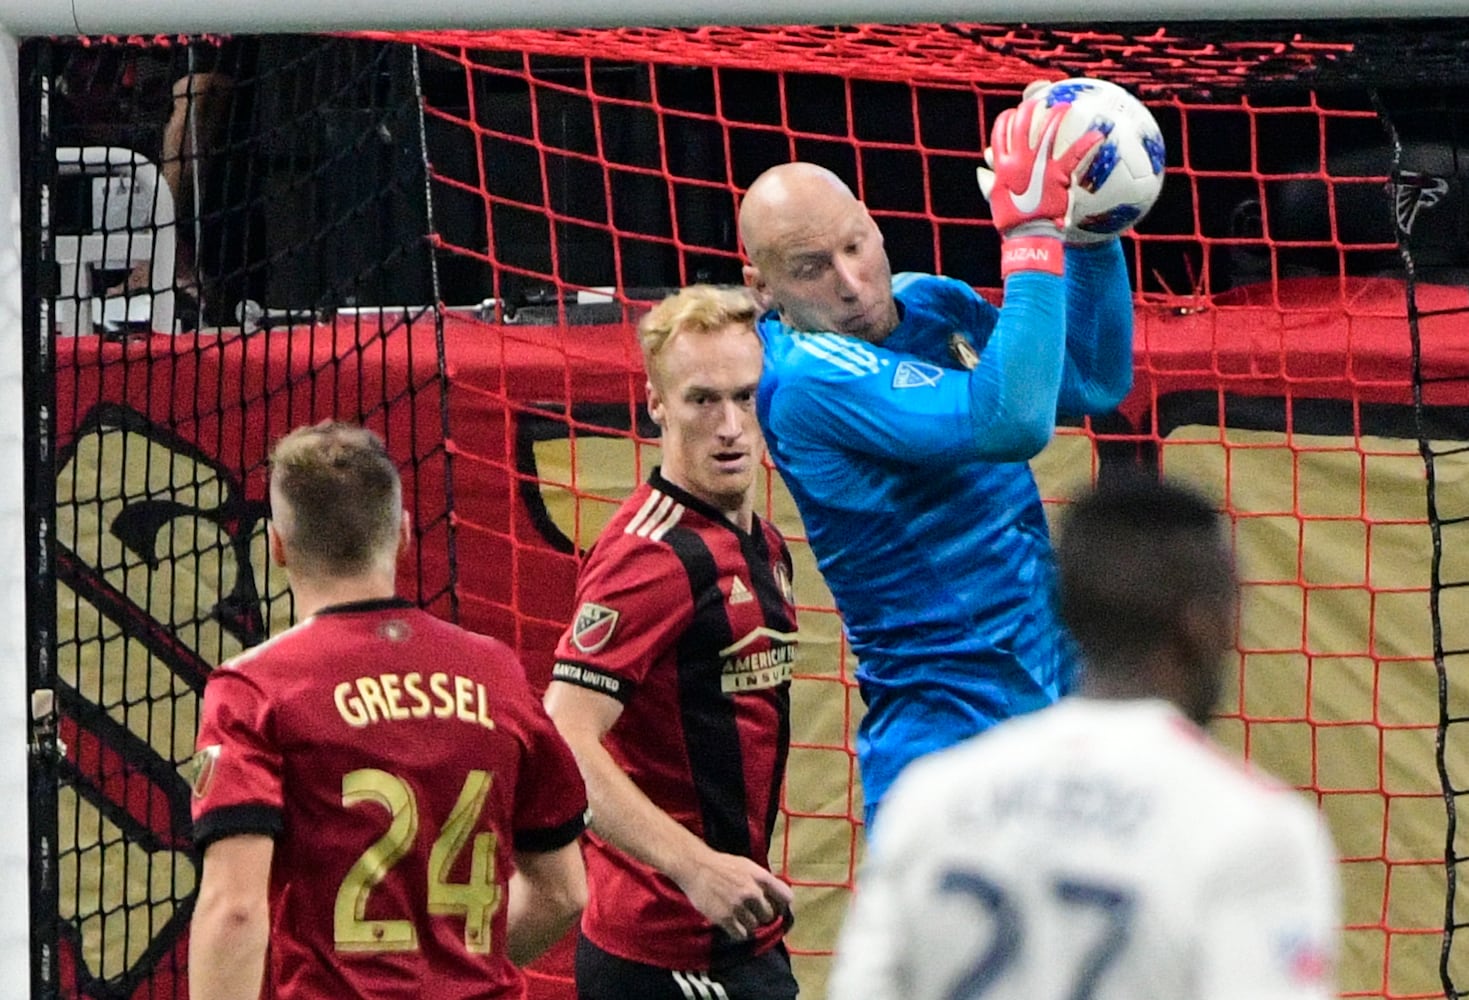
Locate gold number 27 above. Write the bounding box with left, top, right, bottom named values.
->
left=333, top=768, right=502, bottom=954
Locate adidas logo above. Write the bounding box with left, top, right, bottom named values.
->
left=729, top=577, right=754, bottom=604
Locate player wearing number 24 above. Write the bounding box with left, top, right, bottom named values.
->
left=738, top=95, right=1134, bottom=825
left=829, top=474, right=1341, bottom=1000
left=187, top=422, right=589, bottom=1000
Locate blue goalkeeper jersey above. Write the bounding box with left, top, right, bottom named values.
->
left=756, top=241, right=1134, bottom=815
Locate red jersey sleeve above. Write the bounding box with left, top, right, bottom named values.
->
left=550, top=536, right=690, bottom=702
left=188, top=663, right=286, bottom=850
left=512, top=697, right=590, bottom=853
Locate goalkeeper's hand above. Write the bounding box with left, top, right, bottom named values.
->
left=976, top=98, right=1104, bottom=276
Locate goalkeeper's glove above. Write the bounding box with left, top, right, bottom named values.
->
left=976, top=99, right=1104, bottom=278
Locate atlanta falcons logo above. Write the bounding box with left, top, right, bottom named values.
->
left=1392, top=171, right=1449, bottom=236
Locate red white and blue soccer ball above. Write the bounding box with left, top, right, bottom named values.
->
left=1030, top=78, right=1167, bottom=242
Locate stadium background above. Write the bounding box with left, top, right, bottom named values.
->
left=24, top=25, right=1469, bottom=1000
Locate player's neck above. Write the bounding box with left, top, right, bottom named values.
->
left=659, top=469, right=756, bottom=533
left=288, top=574, right=400, bottom=620
left=703, top=499, right=754, bottom=533
left=1078, top=653, right=1180, bottom=707
left=713, top=500, right=755, bottom=533
left=726, top=507, right=755, bottom=532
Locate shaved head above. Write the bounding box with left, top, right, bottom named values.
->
left=738, top=163, right=860, bottom=266
left=738, top=162, right=899, bottom=342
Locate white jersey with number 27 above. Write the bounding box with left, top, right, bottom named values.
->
left=829, top=698, right=1340, bottom=1000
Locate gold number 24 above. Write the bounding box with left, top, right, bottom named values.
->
left=333, top=768, right=502, bottom=954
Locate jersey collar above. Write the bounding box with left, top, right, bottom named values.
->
left=648, top=467, right=764, bottom=540
left=314, top=596, right=416, bottom=617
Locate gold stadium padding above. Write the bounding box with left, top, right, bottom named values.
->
left=56, top=415, right=292, bottom=987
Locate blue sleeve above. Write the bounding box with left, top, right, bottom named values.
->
left=1057, top=239, right=1135, bottom=417
left=766, top=272, right=1066, bottom=465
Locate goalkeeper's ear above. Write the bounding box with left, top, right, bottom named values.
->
left=742, top=263, right=777, bottom=313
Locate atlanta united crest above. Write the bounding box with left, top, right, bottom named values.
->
left=571, top=602, right=620, bottom=654
left=774, top=563, right=795, bottom=604
left=948, top=331, right=980, bottom=370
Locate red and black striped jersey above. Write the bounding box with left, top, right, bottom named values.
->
left=190, top=598, right=587, bottom=1000
left=552, top=470, right=800, bottom=971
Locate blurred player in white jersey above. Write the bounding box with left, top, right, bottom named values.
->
left=828, top=472, right=1340, bottom=1000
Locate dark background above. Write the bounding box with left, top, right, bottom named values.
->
left=46, top=33, right=1469, bottom=324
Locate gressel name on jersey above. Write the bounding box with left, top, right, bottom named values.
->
left=333, top=670, right=498, bottom=732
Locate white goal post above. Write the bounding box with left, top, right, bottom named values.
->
left=0, top=32, right=24, bottom=1000
left=0, top=0, right=1465, bottom=33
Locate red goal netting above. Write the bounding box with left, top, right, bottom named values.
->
left=395, top=27, right=1469, bottom=994
left=26, top=20, right=1469, bottom=1000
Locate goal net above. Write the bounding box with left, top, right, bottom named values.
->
left=23, top=19, right=1469, bottom=1000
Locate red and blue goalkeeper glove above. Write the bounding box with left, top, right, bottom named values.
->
left=976, top=99, right=1104, bottom=278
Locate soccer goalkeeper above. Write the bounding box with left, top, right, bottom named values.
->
left=737, top=96, right=1135, bottom=823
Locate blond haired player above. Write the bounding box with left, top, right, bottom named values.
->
left=830, top=474, right=1340, bottom=1000
left=546, top=285, right=800, bottom=1000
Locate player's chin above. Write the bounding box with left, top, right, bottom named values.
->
left=705, top=460, right=755, bottom=495
left=836, top=311, right=874, bottom=338
left=837, top=301, right=886, bottom=339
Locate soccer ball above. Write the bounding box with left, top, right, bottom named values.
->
left=1028, top=78, right=1166, bottom=242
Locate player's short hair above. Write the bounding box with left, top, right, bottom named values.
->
left=268, top=421, right=401, bottom=578
left=637, top=285, right=758, bottom=386
left=1056, top=470, right=1235, bottom=669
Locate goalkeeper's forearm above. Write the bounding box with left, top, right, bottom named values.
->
left=1058, top=238, right=1135, bottom=415
left=963, top=268, right=1069, bottom=461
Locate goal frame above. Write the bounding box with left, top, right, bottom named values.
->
left=2, top=4, right=1464, bottom=996
left=0, top=0, right=1462, bottom=34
